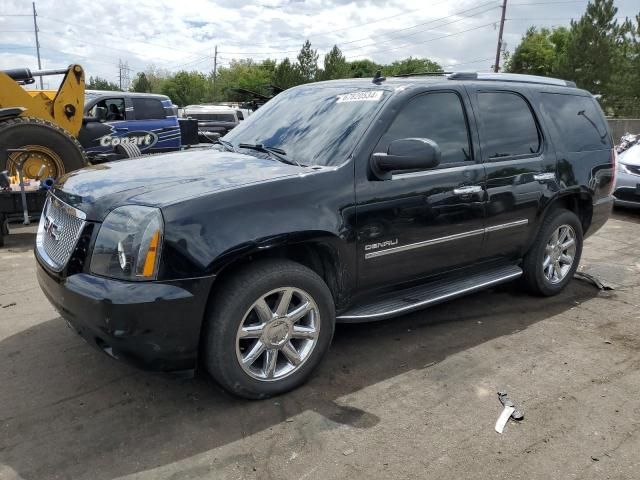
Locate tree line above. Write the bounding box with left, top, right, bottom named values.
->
left=87, top=0, right=638, bottom=117
left=506, top=0, right=639, bottom=117
left=87, top=41, right=442, bottom=107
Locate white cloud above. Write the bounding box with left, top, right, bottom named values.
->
left=0, top=0, right=638, bottom=85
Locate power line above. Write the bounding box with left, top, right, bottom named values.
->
left=339, top=5, right=500, bottom=54
left=39, top=15, right=205, bottom=56
left=219, top=1, right=501, bottom=56
left=347, top=21, right=497, bottom=59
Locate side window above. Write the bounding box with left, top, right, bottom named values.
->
left=541, top=93, right=611, bottom=152
left=477, top=92, right=540, bottom=160
left=377, top=92, right=472, bottom=164
left=132, top=98, right=166, bottom=120
left=89, top=98, right=125, bottom=121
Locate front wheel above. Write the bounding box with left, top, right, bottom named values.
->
left=521, top=208, right=583, bottom=296
left=203, top=260, right=335, bottom=399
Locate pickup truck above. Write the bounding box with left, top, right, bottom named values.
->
left=79, top=91, right=182, bottom=158
left=35, top=72, right=615, bottom=399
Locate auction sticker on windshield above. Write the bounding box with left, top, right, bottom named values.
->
left=336, top=91, right=384, bottom=103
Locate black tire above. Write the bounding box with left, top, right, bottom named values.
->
left=0, top=116, right=87, bottom=178
left=521, top=208, right=583, bottom=296
left=203, top=259, right=335, bottom=399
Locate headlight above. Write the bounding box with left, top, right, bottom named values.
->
left=90, top=205, right=163, bottom=281
left=619, top=163, right=634, bottom=175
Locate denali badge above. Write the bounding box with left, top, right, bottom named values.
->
left=364, top=239, right=399, bottom=251
left=44, top=215, right=62, bottom=242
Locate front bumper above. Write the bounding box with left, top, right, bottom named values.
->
left=36, top=260, right=215, bottom=373
left=613, top=170, right=640, bottom=207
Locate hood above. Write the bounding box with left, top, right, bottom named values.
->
left=619, top=144, right=640, bottom=166
left=53, top=149, right=302, bottom=220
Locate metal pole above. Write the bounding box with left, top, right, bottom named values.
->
left=213, top=45, right=218, bottom=98
left=32, top=2, right=43, bottom=89
left=494, top=0, right=507, bottom=73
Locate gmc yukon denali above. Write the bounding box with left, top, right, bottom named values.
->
left=35, top=72, right=615, bottom=398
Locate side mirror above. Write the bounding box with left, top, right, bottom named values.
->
left=92, top=106, right=107, bottom=122
left=371, top=138, right=441, bottom=180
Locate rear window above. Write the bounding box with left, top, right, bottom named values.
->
left=541, top=93, right=611, bottom=152
left=132, top=97, right=166, bottom=120
left=477, top=91, right=541, bottom=160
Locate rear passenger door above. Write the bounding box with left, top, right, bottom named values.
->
left=466, top=86, right=556, bottom=260
left=130, top=97, right=181, bottom=152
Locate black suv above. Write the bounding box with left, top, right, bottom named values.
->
left=35, top=73, right=615, bottom=398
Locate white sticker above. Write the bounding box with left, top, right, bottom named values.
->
left=336, top=90, right=384, bottom=103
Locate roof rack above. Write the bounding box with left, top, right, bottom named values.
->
left=390, top=71, right=576, bottom=88
left=448, top=72, right=576, bottom=87
left=392, top=71, right=452, bottom=78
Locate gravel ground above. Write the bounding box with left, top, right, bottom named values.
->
left=0, top=209, right=639, bottom=480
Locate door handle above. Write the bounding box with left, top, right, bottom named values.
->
left=453, top=185, right=483, bottom=195
left=114, top=127, right=128, bottom=132
left=533, top=172, right=555, bottom=181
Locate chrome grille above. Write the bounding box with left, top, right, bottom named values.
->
left=36, top=195, right=86, bottom=271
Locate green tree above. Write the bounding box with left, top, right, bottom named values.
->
left=271, top=58, right=304, bottom=89
left=213, top=59, right=274, bottom=101
left=160, top=71, right=209, bottom=106
left=556, top=0, right=625, bottom=98
left=296, top=40, right=319, bottom=82
left=349, top=59, right=380, bottom=78
left=131, top=72, right=152, bottom=92
left=86, top=76, right=121, bottom=91
left=318, top=45, right=350, bottom=80
left=506, top=27, right=569, bottom=76
left=381, top=57, right=442, bottom=76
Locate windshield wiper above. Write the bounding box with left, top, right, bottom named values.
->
left=238, top=143, right=303, bottom=167
left=214, top=138, right=237, bottom=152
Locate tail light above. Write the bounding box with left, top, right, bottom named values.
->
left=609, top=148, right=617, bottom=195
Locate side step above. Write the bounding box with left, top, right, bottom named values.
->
left=337, top=264, right=523, bottom=323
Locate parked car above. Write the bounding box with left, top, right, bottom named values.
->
left=79, top=91, right=182, bottom=159
left=613, top=143, right=640, bottom=207
left=36, top=72, right=615, bottom=399
left=183, top=104, right=240, bottom=142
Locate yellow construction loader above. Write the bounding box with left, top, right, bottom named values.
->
left=0, top=64, right=88, bottom=180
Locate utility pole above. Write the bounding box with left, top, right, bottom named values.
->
left=494, top=0, right=507, bottom=73
left=213, top=45, right=218, bottom=97
left=32, top=1, right=43, bottom=88
left=118, top=59, right=123, bottom=90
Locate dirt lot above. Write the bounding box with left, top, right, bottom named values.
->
left=1, top=210, right=639, bottom=480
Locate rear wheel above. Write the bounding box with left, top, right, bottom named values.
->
left=203, top=259, right=335, bottom=399
left=0, top=117, right=87, bottom=179
left=521, top=208, right=583, bottom=296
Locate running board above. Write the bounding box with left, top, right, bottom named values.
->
left=337, top=265, right=523, bottom=322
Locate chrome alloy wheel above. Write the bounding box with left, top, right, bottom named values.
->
left=543, top=224, right=577, bottom=284
left=235, top=287, right=321, bottom=381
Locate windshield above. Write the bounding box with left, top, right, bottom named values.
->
left=223, top=85, right=390, bottom=167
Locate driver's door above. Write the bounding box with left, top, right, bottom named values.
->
left=355, top=89, right=487, bottom=291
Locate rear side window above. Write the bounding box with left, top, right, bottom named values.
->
left=477, top=92, right=541, bottom=160
left=132, top=98, right=166, bottom=120
left=541, top=93, right=611, bottom=152
left=377, top=91, right=472, bottom=164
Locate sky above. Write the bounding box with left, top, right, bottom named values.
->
left=0, top=0, right=638, bottom=89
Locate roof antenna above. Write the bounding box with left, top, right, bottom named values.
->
left=372, top=70, right=386, bottom=85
